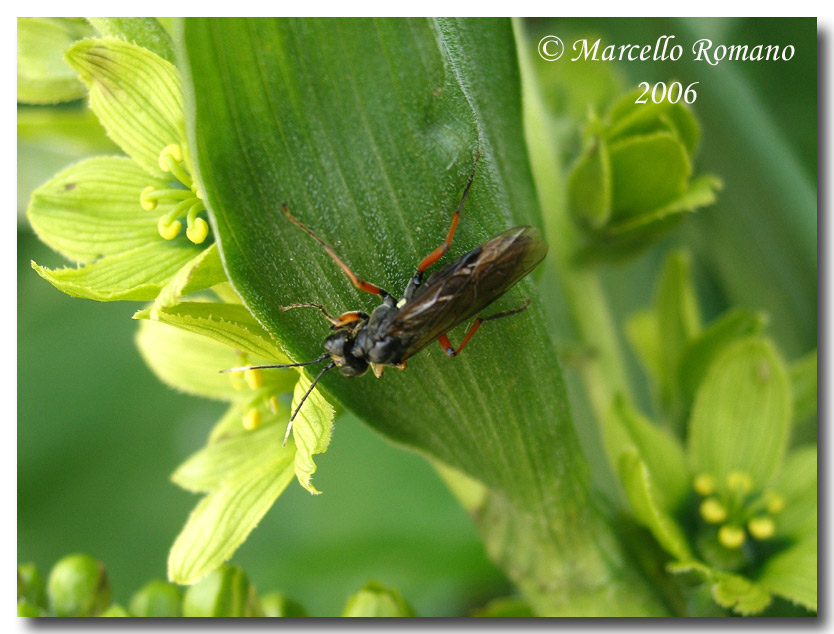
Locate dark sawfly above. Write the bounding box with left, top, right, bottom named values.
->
left=222, top=153, right=548, bottom=444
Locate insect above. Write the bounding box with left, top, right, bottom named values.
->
left=223, top=154, right=548, bottom=443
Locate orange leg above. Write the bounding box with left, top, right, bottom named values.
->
left=414, top=152, right=481, bottom=280
left=282, top=205, right=391, bottom=299
left=280, top=303, right=368, bottom=329
left=333, top=311, right=366, bottom=328
left=437, top=298, right=531, bottom=357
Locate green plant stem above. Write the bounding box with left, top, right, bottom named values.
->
left=513, top=20, right=634, bottom=464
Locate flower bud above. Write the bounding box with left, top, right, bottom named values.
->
left=567, top=88, right=720, bottom=262
left=261, top=592, right=308, bottom=617
left=342, top=581, right=415, bottom=617
left=99, top=604, right=131, bottom=616
left=46, top=553, right=112, bottom=616
left=17, top=562, right=46, bottom=608
left=182, top=565, right=262, bottom=617
left=129, top=579, right=183, bottom=617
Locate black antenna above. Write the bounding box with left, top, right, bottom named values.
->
left=283, top=361, right=336, bottom=446
left=219, top=353, right=330, bottom=374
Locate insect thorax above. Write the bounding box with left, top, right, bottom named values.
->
left=351, top=303, right=405, bottom=367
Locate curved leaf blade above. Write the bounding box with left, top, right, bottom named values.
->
left=181, top=17, right=581, bottom=517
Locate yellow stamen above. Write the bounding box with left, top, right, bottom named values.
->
left=186, top=217, right=209, bottom=245
left=718, top=525, right=746, bottom=549
left=268, top=395, right=279, bottom=414
left=140, top=186, right=158, bottom=211
left=243, top=368, right=263, bottom=390
left=157, top=217, right=182, bottom=240
left=700, top=497, right=728, bottom=524
left=694, top=473, right=717, bottom=496
left=158, top=144, right=184, bottom=172
left=748, top=517, right=776, bottom=540
left=242, top=408, right=261, bottom=431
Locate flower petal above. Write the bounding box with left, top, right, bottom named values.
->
left=677, top=308, right=767, bottom=407
left=607, top=397, right=689, bottom=512
left=135, top=317, right=268, bottom=401
left=772, top=445, right=817, bottom=539
left=618, top=450, right=693, bottom=562
left=608, top=132, right=691, bottom=220
left=172, top=421, right=288, bottom=493
left=136, top=300, right=291, bottom=364
left=290, top=371, right=335, bottom=495
left=27, top=156, right=170, bottom=263
left=711, top=572, right=772, bottom=615
left=688, top=337, right=791, bottom=486
left=167, top=448, right=295, bottom=585
left=152, top=244, right=227, bottom=311
left=757, top=536, right=816, bottom=612
left=32, top=241, right=201, bottom=301
left=65, top=38, right=186, bottom=177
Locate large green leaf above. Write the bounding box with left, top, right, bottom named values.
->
left=179, top=17, right=649, bottom=614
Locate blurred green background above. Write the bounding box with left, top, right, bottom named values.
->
left=18, top=17, right=816, bottom=616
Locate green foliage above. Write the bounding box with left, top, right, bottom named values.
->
left=611, top=250, right=816, bottom=614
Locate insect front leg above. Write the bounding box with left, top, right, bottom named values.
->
left=280, top=303, right=368, bottom=329
left=437, top=297, right=531, bottom=357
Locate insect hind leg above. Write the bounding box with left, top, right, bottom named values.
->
left=281, top=204, right=392, bottom=300
left=438, top=297, right=530, bottom=357
left=408, top=152, right=481, bottom=292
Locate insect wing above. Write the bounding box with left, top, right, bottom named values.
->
left=389, top=226, right=547, bottom=359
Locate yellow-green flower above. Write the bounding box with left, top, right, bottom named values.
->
left=610, top=251, right=816, bottom=615
left=24, top=31, right=337, bottom=588
left=27, top=38, right=215, bottom=301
